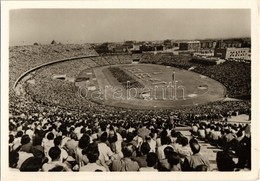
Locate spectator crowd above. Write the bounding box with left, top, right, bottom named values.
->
left=9, top=95, right=251, bottom=172
left=8, top=45, right=251, bottom=172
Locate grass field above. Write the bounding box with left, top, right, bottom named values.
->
left=84, top=63, right=226, bottom=109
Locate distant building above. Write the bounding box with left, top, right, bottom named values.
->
left=154, top=44, right=165, bottom=51
left=163, top=39, right=172, bottom=49
left=132, top=43, right=142, bottom=51
left=113, top=45, right=127, bottom=53
left=140, top=44, right=165, bottom=52
left=124, top=41, right=136, bottom=50
left=215, top=40, right=242, bottom=49
left=193, top=49, right=214, bottom=57
left=214, top=47, right=250, bottom=60
left=94, top=42, right=114, bottom=54
left=200, top=40, right=217, bottom=49
left=179, top=41, right=200, bottom=51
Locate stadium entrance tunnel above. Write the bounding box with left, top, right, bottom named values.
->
left=53, top=74, right=66, bottom=80
left=52, top=74, right=75, bottom=82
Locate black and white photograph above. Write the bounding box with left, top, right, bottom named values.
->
left=1, top=1, right=259, bottom=181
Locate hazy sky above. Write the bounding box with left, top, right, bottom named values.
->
left=9, top=9, right=250, bottom=46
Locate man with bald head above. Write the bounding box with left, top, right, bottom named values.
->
left=182, top=138, right=211, bottom=171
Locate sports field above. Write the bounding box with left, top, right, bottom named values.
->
left=78, top=64, right=226, bottom=109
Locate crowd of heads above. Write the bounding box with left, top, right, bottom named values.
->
left=9, top=97, right=251, bottom=172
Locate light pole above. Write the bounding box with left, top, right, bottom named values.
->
left=172, top=71, right=177, bottom=100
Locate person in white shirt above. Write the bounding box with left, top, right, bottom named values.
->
left=157, top=136, right=172, bottom=160
left=43, top=132, right=55, bottom=156
left=146, top=133, right=156, bottom=153
left=53, top=136, right=68, bottom=163
left=42, top=147, right=71, bottom=171
left=98, top=132, right=114, bottom=164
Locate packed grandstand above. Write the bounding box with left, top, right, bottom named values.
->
left=9, top=44, right=251, bottom=172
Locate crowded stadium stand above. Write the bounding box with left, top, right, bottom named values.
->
left=102, top=55, right=121, bottom=65
left=8, top=44, right=251, bottom=172
left=89, top=56, right=110, bottom=66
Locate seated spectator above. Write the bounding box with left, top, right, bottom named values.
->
left=157, top=146, right=174, bottom=171
left=236, top=125, right=251, bottom=169
left=195, top=164, right=208, bottom=171
left=42, top=146, right=71, bottom=171
left=80, top=143, right=106, bottom=172
left=216, top=150, right=235, bottom=171
left=16, top=151, right=34, bottom=169
left=31, top=136, right=44, bottom=159
left=12, top=131, right=23, bottom=151
left=9, top=135, right=15, bottom=151
left=139, top=152, right=158, bottom=172
left=170, top=131, right=182, bottom=152
left=48, top=165, right=66, bottom=172
left=54, top=136, right=69, bottom=162
left=19, top=157, right=43, bottom=172
left=167, top=152, right=182, bottom=171
left=157, top=135, right=172, bottom=160
left=98, top=132, right=114, bottom=165
left=43, top=132, right=55, bottom=156
left=198, top=125, right=206, bottom=140
left=146, top=132, right=156, bottom=153
left=182, top=139, right=210, bottom=171
left=132, top=142, right=150, bottom=167
left=176, top=136, right=192, bottom=160
left=64, top=132, right=78, bottom=157
left=108, top=129, right=123, bottom=159
left=111, top=144, right=139, bottom=171
left=9, top=151, right=19, bottom=170
left=20, top=134, right=32, bottom=153
left=210, top=127, right=221, bottom=146
left=75, top=134, right=90, bottom=168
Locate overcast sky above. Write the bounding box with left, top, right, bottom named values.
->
left=9, top=9, right=250, bottom=46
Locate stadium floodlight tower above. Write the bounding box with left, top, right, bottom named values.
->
left=172, top=71, right=178, bottom=100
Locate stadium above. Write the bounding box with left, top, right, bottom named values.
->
left=9, top=43, right=251, bottom=172
left=5, top=6, right=255, bottom=175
